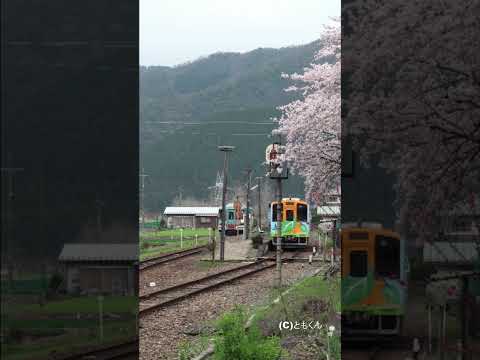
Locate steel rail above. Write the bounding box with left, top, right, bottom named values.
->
left=139, top=245, right=207, bottom=271
left=139, top=260, right=276, bottom=315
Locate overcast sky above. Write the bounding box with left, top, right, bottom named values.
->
left=140, top=0, right=340, bottom=67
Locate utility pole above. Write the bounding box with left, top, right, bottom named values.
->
left=218, top=146, right=235, bottom=261
left=95, top=196, right=104, bottom=242
left=275, top=177, right=283, bottom=287
left=139, top=168, right=148, bottom=227
left=1, top=157, right=24, bottom=291
left=266, top=139, right=288, bottom=288
left=255, top=177, right=262, bottom=231
left=244, top=168, right=252, bottom=240
left=178, top=186, right=183, bottom=205
left=461, top=275, right=469, bottom=360
left=332, top=219, right=337, bottom=262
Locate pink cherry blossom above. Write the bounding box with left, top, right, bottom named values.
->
left=275, top=19, right=340, bottom=205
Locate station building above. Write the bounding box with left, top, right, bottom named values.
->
left=163, top=206, right=220, bottom=229
left=58, top=243, right=138, bottom=296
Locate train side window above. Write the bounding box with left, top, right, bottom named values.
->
left=297, top=203, right=308, bottom=222
left=272, top=204, right=283, bottom=221
left=350, top=251, right=368, bottom=277
left=286, top=210, right=294, bottom=221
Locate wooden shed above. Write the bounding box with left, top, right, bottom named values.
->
left=58, top=243, right=138, bottom=296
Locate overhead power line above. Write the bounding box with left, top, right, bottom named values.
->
left=143, top=121, right=275, bottom=125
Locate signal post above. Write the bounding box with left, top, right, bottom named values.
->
left=266, top=140, right=288, bottom=288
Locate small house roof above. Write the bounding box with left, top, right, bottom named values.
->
left=59, top=243, right=138, bottom=262
left=164, top=206, right=220, bottom=217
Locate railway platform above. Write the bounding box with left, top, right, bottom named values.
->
left=201, top=237, right=257, bottom=261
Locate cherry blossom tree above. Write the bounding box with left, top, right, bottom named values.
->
left=343, top=1, right=480, bottom=240
left=275, top=19, right=340, bottom=205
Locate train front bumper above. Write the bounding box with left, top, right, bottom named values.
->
left=341, top=311, right=401, bottom=335
left=271, top=236, right=309, bottom=248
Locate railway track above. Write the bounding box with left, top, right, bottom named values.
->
left=139, top=245, right=207, bottom=271
left=58, top=339, right=138, bottom=360
left=139, top=259, right=276, bottom=316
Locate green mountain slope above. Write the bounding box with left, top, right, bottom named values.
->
left=141, top=41, right=321, bottom=211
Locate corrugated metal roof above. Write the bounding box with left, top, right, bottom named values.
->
left=164, top=206, right=220, bottom=216
left=317, top=205, right=340, bottom=216
left=59, top=243, right=138, bottom=262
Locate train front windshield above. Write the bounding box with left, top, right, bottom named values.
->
left=271, top=203, right=283, bottom=221
left=375, top=235, right=400, bottom=278
left=297, top=203, right=308, bottom=221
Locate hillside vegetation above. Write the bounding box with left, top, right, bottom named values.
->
left=141, top=41, right=322, bottom=211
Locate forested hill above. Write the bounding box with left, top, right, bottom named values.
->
left=140, top=40, right=321, bottom=211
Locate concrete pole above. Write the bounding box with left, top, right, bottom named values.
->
left=275, top=177, right=283, bottom=288
left=461, top=276, right=468, bottom=360
left=140, top=168, right=148, bottom=228
left=256, top=177, right=262, bottom=231
left=324, top=232, right=327, bottom=262
left=218, top=146, right=234, bottom=261
left=442, top=305, right=447, bottom=351
left=244, top=168, right=252, bottom=240
left=212, top=227, right=216, bottom=261
left=332, top=219, right=337, bottom=262
left=220, top=152, right=228, bottom=260
left=98, top=295, right=104, bottom=342
left=318, top=231, right=321, bottom=257
left=428, top=305, right=432, bottom=354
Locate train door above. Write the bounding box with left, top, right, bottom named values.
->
left=342, top=231, right=371, bottom=278
left=346, top=248, right=369, bottom=278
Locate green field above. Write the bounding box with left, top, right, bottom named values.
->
left=140, top=227, right=212, bottom=240
left=140, top=228, right=214, bottom=260
left=21, top=295, right=137, bottom=315
left=2, top=295, right=137, bottom=360
left=141, top=238, right=209, bottom=260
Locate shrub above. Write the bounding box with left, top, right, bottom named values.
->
left=214, top=308, right=281, bottom=360
left=48, top=273, right=63, bottom=292
left=409, top=258, right=436, bottom=281
left=251, top=234, right=263, bottom=249
left=159, top=219, right=167, bottom=229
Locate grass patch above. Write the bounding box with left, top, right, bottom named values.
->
left=176, top=275, right=340, bottom=359
left=195, top=260, right=228, bottom=270
left=140, top=238, right=209, bottom=260
left=251, top=274, right=340, bottom=359
left=213, top=307, right=282, bottom=360
left=1, top=278, right=50, bottom=295
left=178, top=334, right=212, bottom=360
left=140, top=228, right=212, bottom=240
